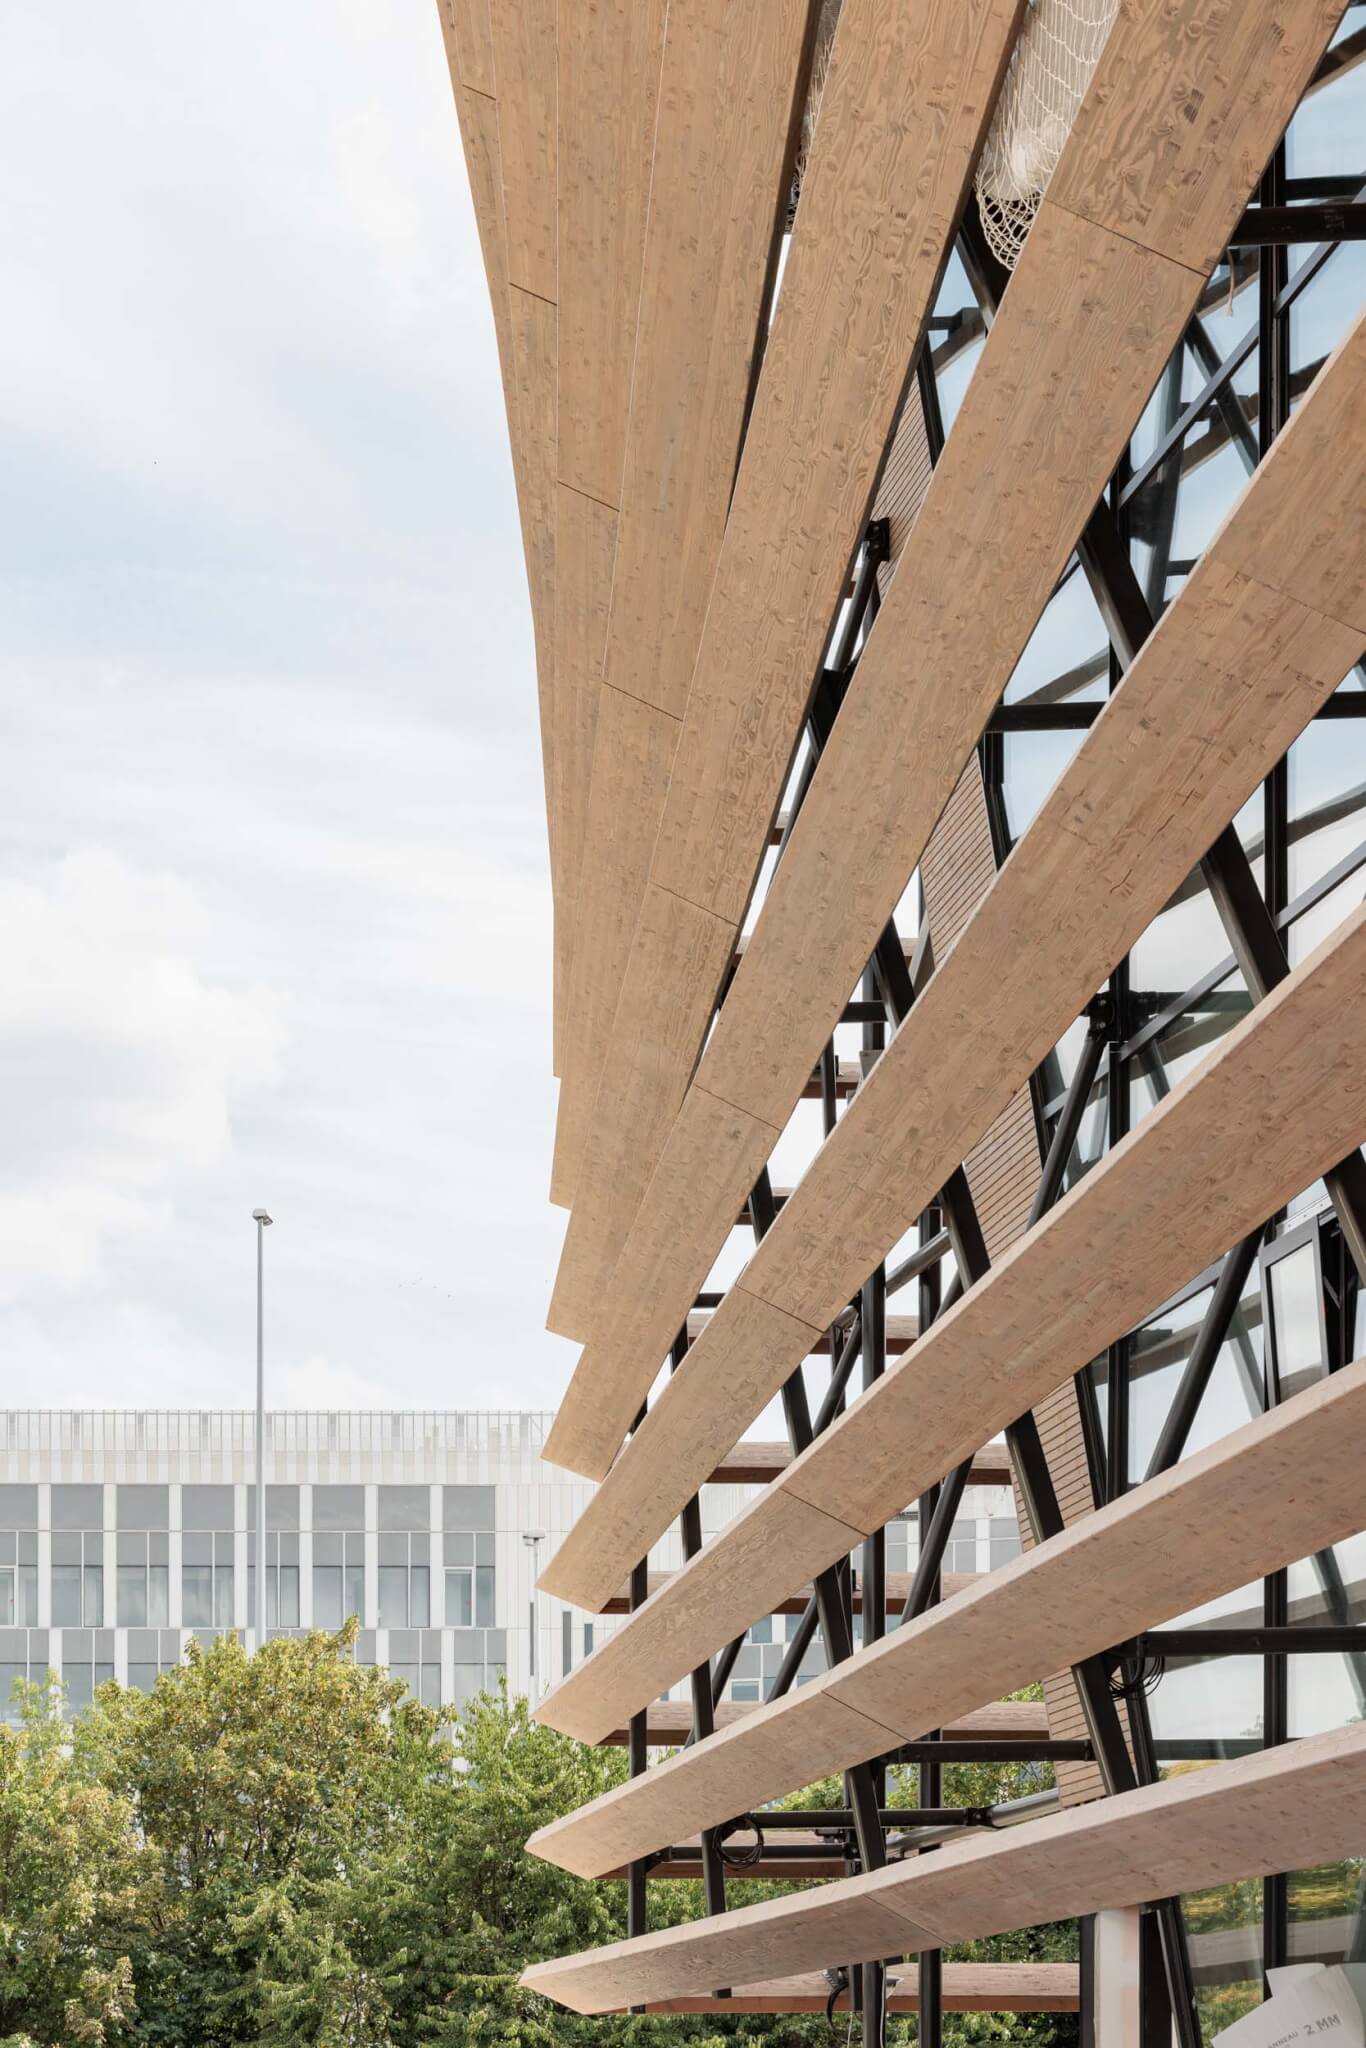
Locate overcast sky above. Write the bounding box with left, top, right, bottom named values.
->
left=0, top=0, right=577, bottom=1411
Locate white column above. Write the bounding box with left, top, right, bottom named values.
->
left=1094, top=1908, right=1143, bottom=2048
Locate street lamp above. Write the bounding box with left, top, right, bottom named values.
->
left=252, top=1209, right=273, bottom=1652
left=522, top=1531, right=545, bottom=1701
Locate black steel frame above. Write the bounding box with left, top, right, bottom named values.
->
left=600, top=47, right=1366, bottom=2048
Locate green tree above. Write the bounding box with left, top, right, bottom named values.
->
left=0, top=1678, right=142, bottom=2047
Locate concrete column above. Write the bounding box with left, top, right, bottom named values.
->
left=1094, top=1908, right=1143, bottom=2048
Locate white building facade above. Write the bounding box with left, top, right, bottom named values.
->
left=0, top=1410, right=1017, bottom=1718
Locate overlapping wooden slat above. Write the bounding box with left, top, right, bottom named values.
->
left=546, top=0, right=1027, bottom=1329
left=540, top=319, right=1359, bottom=1613
left=536, top=305, right=1366, bottom=1608
left=550, top=0, right=819, bottom=1202
left=521, top=1724, right=1366, bottom=2013
left=598, top=1694, right=1046, bottom=1750
left=435, top=0, right=564, bottom=1052
left=538, top=883, right=1366, bottom=1680
left=621, top=1964, right=1081, bottom=2011
left=603, top=1566, right=974, bottom=1615
left=542, top=2, right=664, bottom=1092
left=543, top=0, right=1349, bottom=1469
left=709, top=1441, right=1011, bottom=1489
left=531, top=1354, right=1366, bottom=1864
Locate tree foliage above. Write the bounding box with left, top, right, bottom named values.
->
left=0, top=1642, right=1075, bottom=2048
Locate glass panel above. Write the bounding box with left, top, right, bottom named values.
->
left=116, top=1568, right=147, bottom=1627
left=1000, top=730, right=1087, bottom=846
left=388, top=1661, right=417, bottom=1697
left=214, top=1566, right=235, bottom=1628
left=1268, top=1242, right=1327, bottom=1402
left=1148, top=1656, right=1264, bottom=1767
left=51, top=1485, right=102, bottom=1530
left=1127, top=1273, right=1265, bottom=1480
left=442, top=1485, right=495, bottom=1531
left=475, top=1565, right=495, bottom=1628
left=1287, top=1859, right=1366, bottom=1967
left=420, top=1662, right=441, bottom=1709
left=0, top=1486, right=37, bottom=1527
left=182, top=1485, right=233, bottom=1530
left=277, top=1568, right=299, bottom=1628
left=182, top=1567, right=212, bottom=1628
left=116, top=1485, right=168, bottom=1530
left=127, top=1663, right=158, bottom=1694
left=345, top=1565, right=365, bottom=1624
left=378, top=1486, right=429, bottom=1531
left=445, top=1570, right=471, bottom=1626
left=64, top=1664, right=94, bottom=1714
left=149, top=1568, right=169, bottom=1628
left=312, top=1486, right=363, bottom=1531
left=52, top=1565, right=83, bottom=1627
left=377, top=1567, right=408, bottom=1628
left=1184, top=1872, right=1263, bottom=2045
left=411, top=1568, right=430, bottom=1629
left=82, top=1566, right=102, bottom=1628
left=313, top=1566, right=342, bottom=1631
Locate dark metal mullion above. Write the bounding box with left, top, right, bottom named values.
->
left=669, top=1326, right=727, bottom=1917
left=1145, top=1231, right=1263, bottom=1478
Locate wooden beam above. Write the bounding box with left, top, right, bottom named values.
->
left=551, top=0, right=817, bottom=1202
left=619, top=1963, right=1081, bottom=2011
left=602, top=1565, right=975, bottom=1615
left=542, top=0, right=1349, bottom=1465
left=521, top=1722, right=1366, bottom=2012
left=538, top=302, right=1366, bottom=1593
left=596, top=1694, right=1047, bottom=1750
left=546, top=0, right=1026, bottom=1334
left=538, top=888, right=1366, bottom=1706
left=532, top=1358, right=1366, bottom=1872
left=708, top=1440, right=1011, bottom=1489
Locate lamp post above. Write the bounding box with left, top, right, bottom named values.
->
left=522, top=1531, right=545, bottom=1701
left=252, top=1208, right=273, bottom=1651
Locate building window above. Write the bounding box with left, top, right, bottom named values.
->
left=182, top=1531, right=234, bottom=1628
left=379, top=1533, right=430, bottom=1627
left=312, top=1533, right=363, bottom=1629
left=51, top=1531, right=103, bottom=1625
left=582, top=1621, right=594, bottom=1658
left=386, top=1627, right=441, bottom=1707
left=989, top=1518, right=1022, bottom=1570
left=377, top=1488, right=430, bottom=1629
left=443, top=1531, right=494, bottom=1627
left=562, top=1608, right=573, bottom=1676
left=0, top=1628, right=47, bottom=1722
left=61, top=1629, right=114, bottom=1716
left=450, top=1626, right=506, bottom=1708
left=248, top=1533, right=302, bottom=1629
left=116, top=1533, right=169, bottom=1627
left=126, top=1628, right=180, bottom=1693
left=0, top=1490, right=38, bottom=1629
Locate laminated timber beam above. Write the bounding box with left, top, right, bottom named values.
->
left=537, top=303, right=1366, bottom=1607
left=435, top=0, right=569, bottom=1058
left=551, top=0, right=819, bottom=1202
left=549, top=0, right=664, bottom=1079
left=708, top=1440, right=1011, bottom=1489
left=530, top=1355, right=1366, bottom=1869
left=610, top=1963, right=1081, bottom=2011
left=596, top=1694, right=1047, bottom=1751
left=537, top=892, right=1366, bottom=1715
left=546, top=0, right=1027, bottom=1308
left=602, top=1565, right=975, bottom=1616
left=544, top=0, right=1351, bottom=1469
left=520, top=1723, right=1366, bottom=2013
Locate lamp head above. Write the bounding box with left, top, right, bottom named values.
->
left=252, top=1209, right=273, bottom=1227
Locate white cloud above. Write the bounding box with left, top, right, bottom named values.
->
left=0, top=849, right=286, bottom=1298
left=280, top=1354, right=398, bottom=1410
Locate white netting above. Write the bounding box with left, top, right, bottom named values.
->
left=974, top=0, right=1122, bottom=270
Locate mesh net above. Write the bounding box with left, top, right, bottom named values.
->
left=974, top=0, right=1122, bottom=270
